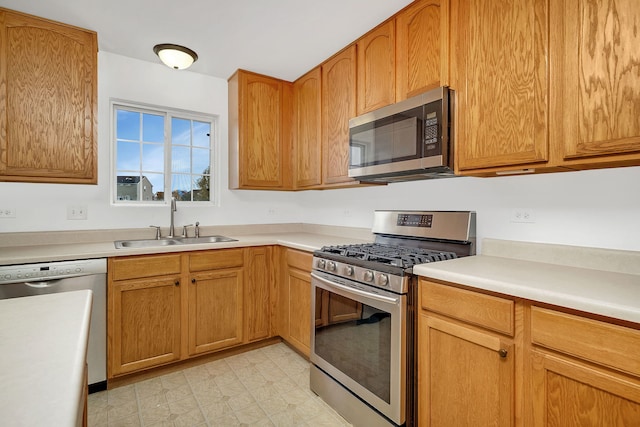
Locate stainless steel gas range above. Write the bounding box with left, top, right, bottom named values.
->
left=310, top=210, right=476, bottom=427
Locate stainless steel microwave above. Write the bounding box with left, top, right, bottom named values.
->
left=348, top=87, right=454, bottom=183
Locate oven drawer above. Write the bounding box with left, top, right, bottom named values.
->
left=531, top=306, right=640, bottom=377
left=419, top=279, right=514, bottom=336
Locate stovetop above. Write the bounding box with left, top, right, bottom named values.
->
left=316, top=243, right=458, bottom=269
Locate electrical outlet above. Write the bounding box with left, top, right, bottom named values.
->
left=343, top=209, right=351, bottom=217
left=510, top=208, right=536, bottom=223
left=67, top=205, right=88, bottom=220
left=0, top=208, right=16, bottom=218
left=267, top=208, right=276, bottom=216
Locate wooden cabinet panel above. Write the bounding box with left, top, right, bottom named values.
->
left=419, top=314, right=514, bottom=426
left=293, top=67, right=322, bottom=188
left=322, top=46, right=357, bottom=185
left=280, top=248, right=313, bottom=356
left=357, top=21, right=396, bottom=114
left=110, top=254, right=182, bottom=281
left=552, top=0, right=640, bottom=166
left=109, top=275, right=182, bottom=377
left=531, top=350, right=640, bottom=426
left=420, top=280, right=514, bottom=336
left=396, top=0, right=447, bottom=101
left=228, top=69, right=292, bottom=189
left=189, top=248, right=244, bottom=272
left=188, top=269, right=243, bottom=355
left=245, top=246, right=272, bottom=342
left=451, top=0, right=549, bottom=172
left=531, top=306, right=640, bottom=378
left=0, top=8, right=97, bottom=184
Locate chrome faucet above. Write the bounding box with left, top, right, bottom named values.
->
left=168, top=197, right=177, bottom=238
left=195, top=221, right=200, bottom=238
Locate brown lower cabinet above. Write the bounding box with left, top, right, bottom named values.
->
left=278, top=248, right=313, bottom=357
left=418, top=278, right=640, bottom=427
left=107, top=247, right=272, bottom=378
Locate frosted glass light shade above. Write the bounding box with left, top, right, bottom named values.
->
left=153, top=44, right=198, bottom=70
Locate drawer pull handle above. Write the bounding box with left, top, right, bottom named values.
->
left=174, top=280, right=180, bottom=286
left=191, top=278, right=196, bottom=284
left=498, top=349, right=508, bottom=358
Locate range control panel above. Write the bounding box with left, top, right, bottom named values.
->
left=396, top=213, right=433, bottom=228
left=0, top=259, right=106, bottom=284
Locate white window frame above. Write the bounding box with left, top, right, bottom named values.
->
left=110, top=99, right=219, bottom=206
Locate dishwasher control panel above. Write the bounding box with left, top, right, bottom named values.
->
left=0, top=259, right=107, bottom=284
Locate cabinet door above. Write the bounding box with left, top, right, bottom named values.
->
left=245, top=247, right=272, bottom=342
left=293, top=67, right=322, bottom=188
left=451, top=0, right=549, bottom=172
left=396, top=0, right=447, bottom=101
left=109, top=276, right=182, bottom=377
left=229, top=70, right=292, bottom=189
left=357, top=21, right=396, bottom=114
left=188, top=269, right=243, bottom=355
left=552, top=0, right=640, bottom=166
left=322, top=46, right=357, bottom=185
left=286, top=267, right=312, bottom=356
left=531, top=350, right=640, bottom=426
left=0, top=9, right=97, bottom=184
left=418, top=314, right=514, bottom=426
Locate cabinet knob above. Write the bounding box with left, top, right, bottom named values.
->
left=191, top=278, right=196, bottom=284
left=498, top=349, right=508, bottom=358
left=174, top=280, right=180, bottom=286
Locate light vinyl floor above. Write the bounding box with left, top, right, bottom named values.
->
left=88, top=342, right=351, bottom=426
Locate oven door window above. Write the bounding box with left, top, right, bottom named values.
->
left=349, top=105, right=424, bottom=168
left=314, top=288, right=392, bottom=403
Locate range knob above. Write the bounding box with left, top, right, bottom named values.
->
left=378, top=274, right=389, bottom=286
left=327, top=261, right=337, bottom=272
left=317, top=259, right=326, bottom=269
left=364, top=270, right=374, bottom=282
left=344, top=266, right=354, bottom=276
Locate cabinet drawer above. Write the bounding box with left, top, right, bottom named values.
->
left=110, top=254, right=182, bottom=281
left=189, top=249, right=244, bottom=272
left=286, top=249, right=312, bottom=272
left=531, top=306, right=640, bottom=377
left=420, top=280, right=514, bottom=336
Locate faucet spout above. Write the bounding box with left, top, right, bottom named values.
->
left=168, top=197, right=177, bottom=238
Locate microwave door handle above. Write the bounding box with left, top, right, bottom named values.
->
left=311, top=272, right=399, bottom=305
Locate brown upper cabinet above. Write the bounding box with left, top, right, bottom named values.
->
left=228, top=69, right=293, bottom=189
left=395, top=0, right=448, bottom=101
left=356, top=20, right=396, bottom=115
left=450, top=0, right=551, bottom=174
left=0, top=8, right=97, bottom=184
left=550, top=0, right=640, bottom=170
left=293, top=67, right=323, bottom=189
left=322, top=46, right=359, bottom=186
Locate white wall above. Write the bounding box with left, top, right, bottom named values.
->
left=1, top=52, right=639, bottom=253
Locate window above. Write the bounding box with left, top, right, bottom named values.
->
left=113, top=102, right=216, bottom=203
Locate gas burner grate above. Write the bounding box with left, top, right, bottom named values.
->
left=318, top=243, right=457, bottom=269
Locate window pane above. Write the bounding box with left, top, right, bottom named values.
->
left=143, top=114, right=164, bottom=142
left=172, top=118, right=191, bottom=146
left=172, top=146, right=190, bottom=173
left=193, top=121, right=210, bottom=148
left=117, top=141, right=140, bottom=170
left=117, top=110, right=140, bottom=140
left=116, top=174, right=141, bottom=201
left=142, top=143, right=164, bottom=172
left=192, top=175, right=210, bottom=201
left=192, top=148, right=210, bottom=175
left=172, top=174, right=191, bottom=201
left=144, top=173, right=164, bottom=201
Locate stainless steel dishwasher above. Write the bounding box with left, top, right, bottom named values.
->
left=0, top=258, right=107, bottom=392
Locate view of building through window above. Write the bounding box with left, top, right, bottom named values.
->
left=114, top=104, right=214, bottom=203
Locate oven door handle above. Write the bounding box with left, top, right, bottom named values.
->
left=311, top=272, right=400, bottom=305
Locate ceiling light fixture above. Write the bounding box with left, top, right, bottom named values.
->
left=153, top=44, right=198, bottom=70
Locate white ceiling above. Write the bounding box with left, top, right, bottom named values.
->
left=0, top=0, right=414, bottom=81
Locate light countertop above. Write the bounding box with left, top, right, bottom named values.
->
left=414, top=239, right=640, bottom=324
left=0, top=290, right=93, bottom=426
